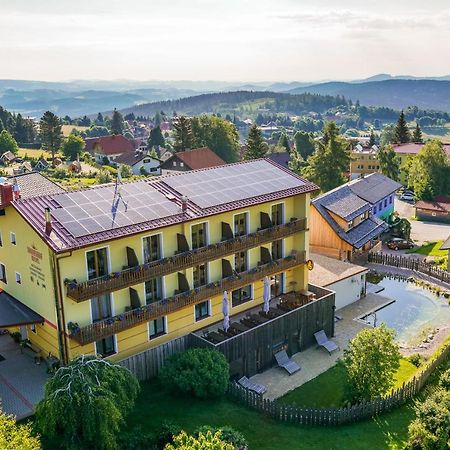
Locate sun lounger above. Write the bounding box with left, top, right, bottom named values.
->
left=237, top=376, right=267, bottom=395
left=314, top=330, right=339, bottom=355
left=274, top=350, right=301, bottom=375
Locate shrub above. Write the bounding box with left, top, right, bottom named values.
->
left=117, top=426, right=155, bottom=450
left=155, top=421, right=183, bottom=450
left=409, top=353, right=424, bottom=368
left=0, top=408, right=41, bottom=449
left=96, top=170, right=112, bottom=184
left=194, top=425, right=247, bottom=450
left=439, top=369, right=450, bottom=391
left=120, top=164, right=132, bottom=178
left=160, top=348, right=229, bottom=399
left=165, top=431, right=234, bottom=450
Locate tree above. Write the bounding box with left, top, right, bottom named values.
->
left=173, top=116, right=193, bottom=152
left=96, top=112, right=104, bottom=125
left=148, top=126, right=165, bottom=149
left=301, top=122, right=350, bottom=192
left=368, top=128, right=376, bottom=147
left=380, top=124, right=396, bottom=147
left=0, top=130, right=19, bottom=154
left=394, top=111, right=411, bottom=143
left=14, top=113, right=36, bottom=143
left=154, top=111, right=162, bottom=127
left=39, top=111, right=63, bottom=162
left=408, top=139, right=450, bottom=200
left=85, top=126, right=110, bottom=138
left=244, top=124, right=267, bottom=160
left=120, top=164, right=132, bottom=178
left=377, top=145, right=401, bottom=181
left=62, top=134, right=85, bottom=160
left=278, top=132, right=290, bottom=152
left=35, top=355, right=140, bottom=450
left=288, top=149, right=305, bottom=174
left=0, top=408, right=41, bottom=449
left=294, top=131, right=315, bottom=160
left=191, top=115, right=239, bottom=163
left=343, top=324, right=400, bottom=401
left=412, top=123, right=423, bottom=143
left=165, top=431, right=234, bottom=450
left=111, top=108, right=124, bottom=135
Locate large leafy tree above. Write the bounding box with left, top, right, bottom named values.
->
left=111, top=108, right=124, bottom=135
left=0, top=408, right=41, bottom=449
left=394, top=110, right=411, bottom=143
left=173, top=116, right=193, bottom=152
left=288, top=149, right=305, bottom=175
left=62, top=134, right=85, bottom=160
left=0, top=130, right=19, bottom=154
left=301, top=122, right=350, bottom=192
left=191, top=115, right=239, bottom=163
left=380, top=124, right=396, bottom=147
left=412, top=123, right=423, bottom=143
left=35, top=356, right=140, bottom=450
left=39, top=111, right=63, bottom=162
left=294, top=131, right=315, bottom=160
left=244, top=124, right=267, bottom=160
left=408, top=139, right=450, bottom=200
left=14, top=113, right=36, bottom=143
left=343, top=324, right=400, bottom=401
left=278, top=132, right=290, bottom=152
left=148, top=125, right=165, bottom=149
left=377, top=145, right=401, bottom=181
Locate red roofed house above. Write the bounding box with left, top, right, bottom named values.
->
left=415, top=196, right=450, bottom=223
left=84, top=135, right=135, bottom=163
left=160, top=147, right=225, bottom=173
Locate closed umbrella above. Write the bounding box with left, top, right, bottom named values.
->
left=263, top=276, right=270, bottom=314
left=222, top=291, right=230, bottom=332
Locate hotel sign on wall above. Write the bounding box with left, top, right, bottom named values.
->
left=28, top=245, right=46, bottom=288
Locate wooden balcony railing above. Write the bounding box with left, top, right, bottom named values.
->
left=69, top=250, right=307, bottom=345
left=66, top=217, right=308, bottom=302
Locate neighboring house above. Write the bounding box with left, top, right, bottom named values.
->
left=346, top=173, right=401, bottom=222
left=311, top=184, right=389, bottom=261
left=13, top=162, right=33, bottom=175
left=440, top=236, right=450, bottom=271
left=85, top=135, right=135, bottom=163
left=0, top=159, right=335, bottom=376
left=308, top=253, right=367, bottom=310
left=267, top=152, right=290, bottom=170
left=115, top=151, right=161, bottom=176
left=415, top=196, right=450, bottom=223
left=0, top=151, right=17, bottom=166
left=160, top=147, right=225, bottom=173
left=34, top=158, right=49, bottom=171
left=349, top=145, right=379, bottom=180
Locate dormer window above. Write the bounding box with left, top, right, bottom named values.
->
left=348, top=220, right=354, bottom=229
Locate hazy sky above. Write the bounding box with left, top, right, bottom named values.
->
left=1, top=0, right=449, bottom=82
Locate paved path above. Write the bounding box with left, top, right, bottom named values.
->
left=0, top=335, right=48, bottom=419
left=249, top=293, right=392, bottom=400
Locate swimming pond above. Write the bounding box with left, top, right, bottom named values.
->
left=361, top=277, right=450, bottom=345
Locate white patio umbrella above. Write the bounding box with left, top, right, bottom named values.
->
left=222, top=290, right=230, bottom=332
left=263, top=276, right=271, bottom=314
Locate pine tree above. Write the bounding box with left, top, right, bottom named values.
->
left=96, top=112, right=104, bottom=125
left=111, top=108, right=124, bottom=135
left=244, top=124, right=267, bottom=160
left=394, top=111, right=411, bottom=143
left=278, top=132, right=290, bottom=152
left=368, top=128, right=376, bottom=147
left=412, top=123, right=423, bottom=143
left=173, top=116, right=193, bottom=152
left=377, top=145, right=400, bottom=181
left=147, top=126, right=165, bottom=149
left=39, top=111, right=62, bottom=163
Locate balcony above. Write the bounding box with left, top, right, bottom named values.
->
left=66, top=217, right=308, bottom=302
left=69, top=250, right=307, bottom=345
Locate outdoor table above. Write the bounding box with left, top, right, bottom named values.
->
left=230, top=322, right=249, bottom=333
left=207, top=331, right=226, bottom=343
left=250, top=313, right=269, bottom=324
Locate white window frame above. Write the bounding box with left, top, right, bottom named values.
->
left=148, top=316, right=168, bottom=341
left=94, top=334, right=118, bottom=358
left=84, top=245, right=111, bottom=281
left=232, top=210, right=250, bottom=236
left=15, top=271, right=22, bottom=284
left=189, top=220, right=210, bottom=249
left=142, top=276, right=166, bottom=305
left=10, top=232, right=16, bottom=245
left=194, top=299, right=211, bottom=322
left=231, top=283, right=254, bottom=309
left=270, top=201, right=286, bottom=225
left=141, top=232, right=164, bottom=264
left=0, top=262, right=6, bottom=284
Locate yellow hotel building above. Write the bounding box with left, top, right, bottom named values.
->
left=0, top=160, right=325, bottom=367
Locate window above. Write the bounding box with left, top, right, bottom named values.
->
left=271, top=203, right=284, bottom=226
left=180, top=162, right=184, bottom=167
left=191, top=223, right=207, bottom=249
left=271, top=273, right=284, bottom=297
left=91, top=294, right=112, bottom=322
left=195, top=300, right=210, bottom=321
left=389, top=195, right=393, bottom=204
left=95, top=336, right=116, bottom=357
left=10, top=232, right=16, bottom=245
left=143, top=158, right=150, bottom=163
left=384, top=199, right=388, bottom=207
left=173, top=161, right=177, bottom=167
left=145, top=278, right=163, bottom=304
left=0, top=231, right=2, bottom=247
left=30, top=324, right=37, bottom=334
left=378, top=203, right=382, bottom=212
left=86, top=247, right=108, bottom=280
left=15, top=272, right=21, bottom=284
left=271, top=239, right=283, bottom=260
left=234, top=212, right=247, bottom=236
left=149, top=317, right=166, bottom=339
left=143, top=234, right=162, bottom=263
left=231, top=285, right=252, bottom=307
left=193, top=263, right=207, bottom=288
left=234, top=251, right=247, bottom=273
left=0, top=263, right=6, bottom=283
left=150, top=167, right=158, bottom=172
left=372, top=207, right=376, bottom=215
left=348, top=220, right=354, bottom=229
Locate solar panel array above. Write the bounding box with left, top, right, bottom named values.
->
left=164, top=160, right=305, bottom=209
left=51, top=181, right=181, bottom=238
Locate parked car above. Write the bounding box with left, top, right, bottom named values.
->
left=400, top=192, right=415, bottom=201
left=387, top=238, right=414, bottom=250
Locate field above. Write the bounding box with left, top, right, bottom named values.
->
left=17, top=148, right=54, bottom=159
left=420, top=125, right=450, bottom=142
left=61, top=124, right=89, bottom=137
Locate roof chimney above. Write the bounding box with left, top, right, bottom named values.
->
left=44, top=207, right=52, bottom=235
left=181, top=195, right=188, bottom=213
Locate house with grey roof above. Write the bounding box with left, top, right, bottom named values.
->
left=310, top=183, right=389, bottom=261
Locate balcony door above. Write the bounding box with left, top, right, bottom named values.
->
left=191, top=223, right=207, bottom=249
left=91, top=293, right=112, bottom=322
left=145, top=278, right=163, bottom=304
left=86, top=247, right=108, bottom=280
left=234, top=212, right=248, bottom=237
left=143, top=234, right=162, bottom=263
left=271, top=203, right=284, bottom=226
left=270, top=273, right=284, bottom=298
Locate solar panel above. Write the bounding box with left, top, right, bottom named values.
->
left=164, top=160, right=305, bottom=209
left=51, top=181, right=181, bottom=238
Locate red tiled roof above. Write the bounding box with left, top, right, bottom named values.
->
left=84, top=135, right=134, bottom=156
left=168, top=147, right=225, bottom=170
left=415, top=196, right=450, bottom=213
left=393, top=143, right=450, bottom=155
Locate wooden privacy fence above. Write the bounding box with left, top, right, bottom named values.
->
left=229, top=339, right=450, bottom=426
left=368, top=252, right=450, bottom=284
left=118, top=335, right=188, bottom=380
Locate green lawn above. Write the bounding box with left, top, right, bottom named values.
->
left=406, top=240, right=446, bottom=257
left=127, top=378, right=413, bottom=450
